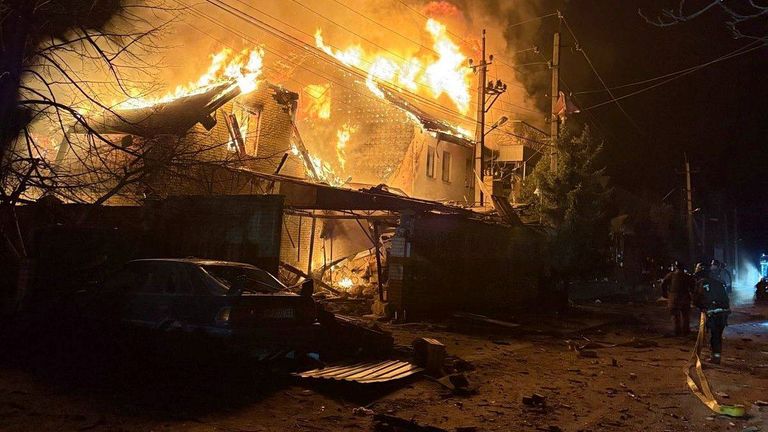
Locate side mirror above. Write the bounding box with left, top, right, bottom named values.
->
left=300, top=279, right=315, bottom=298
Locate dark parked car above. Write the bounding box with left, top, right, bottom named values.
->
left=84, top=259, right=319, bottom=353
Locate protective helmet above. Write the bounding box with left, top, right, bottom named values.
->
left=710, top=259, right=721, bottom=268
left=673, top=260, right=684, bottom=270
left=694, top=262, right=705, bottom=273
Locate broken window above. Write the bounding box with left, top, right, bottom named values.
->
left=442, top=151, right=451, bottom=182
left=426, top=146, right=436, bottom=178
left=226, top=103, right=263, bottom=155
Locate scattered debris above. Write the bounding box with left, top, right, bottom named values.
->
left=716, top=391, right=730, bottom=399
left=436, top=373, right=477, bottom=395
left=413, top=338, right=446, bottom=376
left=450, top=313, right=520, bottom=332
left=353, top=407, right=375, bottom=416
left=629, top=373, right=638, bottom=380
left=522, top=393, right=547, bottom=407
left=611, top=358, right=619, bottom=367
left=578, top=350, right=598, bottom=358
left=293, top=360, right=423, bottom=384
left=451, top=358, right=475, bottom=373
left=755, top=400, right=768, bottom=406
left=320, top=312, right=394, bottom=357
left=373, top=414, right=448, bottom=432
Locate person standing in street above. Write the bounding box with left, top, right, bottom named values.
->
left=661, top=261, right=694, bottom=336
left=711, top=260, right=732, bottom=293
left=693, top=263, right=731, bottom=364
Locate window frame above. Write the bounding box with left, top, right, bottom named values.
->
left=426, top=146, right=436, bottom=178
left=441, top=150, right=452, bottom=183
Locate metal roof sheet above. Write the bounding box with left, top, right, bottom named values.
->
left=293, top=360, right=423, bottom=384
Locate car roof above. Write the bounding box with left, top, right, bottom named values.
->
left=128, top=258, right=261, bottom=269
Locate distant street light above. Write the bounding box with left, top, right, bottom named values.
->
left=484, top=116, right=508, bottom=136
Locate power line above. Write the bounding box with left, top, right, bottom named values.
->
left=212, top=0, right=485, bottom=123
left=580, top=42, right=765, bottom=111
left=327, top=0, right=439, bottom=57
left=392, top=0, right=557, bottom=71
left=164, top=0, right=549, bottom=147
left=574, top=40, right=767, bottom=95
left=203, top=0, right=476, bottom=124
left=560, top=15, right=643, bottom=132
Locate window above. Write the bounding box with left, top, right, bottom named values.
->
left=201, top=264, right=284, bottom=294
left=465, top=157, right=473, bottom=188
left=442, top=151, right=451, bottom=182
left=426, top=146, right=436, bottom=178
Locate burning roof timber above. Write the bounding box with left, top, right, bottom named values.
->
left=74, top=81, right=242, bottom=137
left=378, top=86, right=473, bottom=147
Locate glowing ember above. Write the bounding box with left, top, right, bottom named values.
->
left=335, top=123, right=355, bottom=170
left=291, top=143, right=347, bottom=187
left=116, top=47, right=265, bottom=109
left=304, top=84, right=332, bottom=119
left=338, top=277, right=354, bottom=289
left=315, top=18, right=471, bottom=114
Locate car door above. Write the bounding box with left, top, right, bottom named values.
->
left=166, top=262, right=198, bottom=331
left=124, top=261, right=175, bottom=329
left=122, top=262, right=160, bottom=328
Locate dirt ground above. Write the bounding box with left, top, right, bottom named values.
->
left=0, top=299, right=767, bottom=432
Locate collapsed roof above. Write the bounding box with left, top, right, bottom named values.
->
left=76, top=81, right=242, bottom=137
left=378, top=86, right=473, bottom=147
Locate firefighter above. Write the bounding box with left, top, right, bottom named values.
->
left=711, top=260, right=733, bottom=293
left=693, top=263, right=731, bottom=364
left=693, top=262, right=706, bottom=279
left=661, top=261, right=694, bottom=336
left=756, top=277, right=768, bottom=302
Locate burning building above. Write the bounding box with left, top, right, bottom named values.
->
left=296, top=73, right=475, bottom=204
left=39, top=16, right=551, bottom=314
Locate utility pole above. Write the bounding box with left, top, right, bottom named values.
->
left=733, top=208, right=739, bottom=284
left=550, top=32, right=561, bottom=172
left=469, top=31, right=506, bottom=207
left=684, top=153, right=695, bottom=265
left=470, top=29, right=490, bottom=207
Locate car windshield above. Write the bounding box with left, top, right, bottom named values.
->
left=200, top=264, right=284, bottom=294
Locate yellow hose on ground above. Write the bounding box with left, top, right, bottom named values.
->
left=685, top=311, right=746, bottom=417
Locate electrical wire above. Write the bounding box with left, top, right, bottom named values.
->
left=199, top=0, right=540, bottom=122
left=168, top=0, right=553, bottom=148
left=560, top=15, right=643, bottom=132
left=393, top=0, right=558, bottom=70
left=575, top=39, right=765, bottom=95
left=580, top=41, right=765, bottom=111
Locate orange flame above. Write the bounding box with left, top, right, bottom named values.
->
left=116, top=47, right=265, bottom=109
left=335, top=123, right=355, bottom=170
left=315, top=18, right=471, bottom=114
left=304, top=84, right=332, bottom=119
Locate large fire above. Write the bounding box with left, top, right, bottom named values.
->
left=335, top=123, right=355, bottom=171
left=115, top=47, right=265, bottom=110
left=304, top=84, right=332, bottom=119
left=315, top=18, right=471, bottom=114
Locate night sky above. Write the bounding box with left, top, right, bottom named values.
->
left=518, top=0, right=768, bottom=251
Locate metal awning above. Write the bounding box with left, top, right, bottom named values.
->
left=236, top=169, right=474, bottom=215
left=293, top=360, right=423, bottom=384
